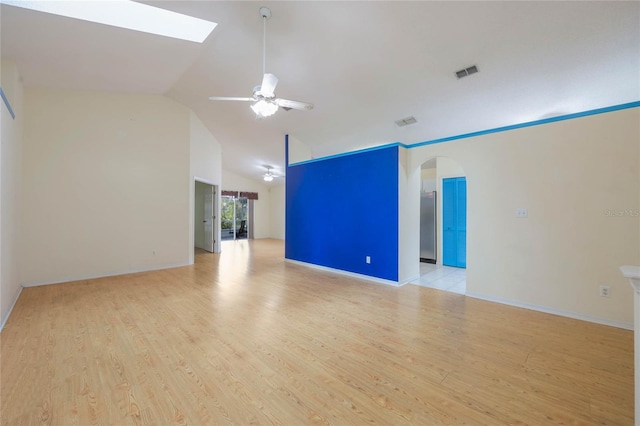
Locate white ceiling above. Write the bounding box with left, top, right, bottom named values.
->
left=2, top=1, right=639, bottom=182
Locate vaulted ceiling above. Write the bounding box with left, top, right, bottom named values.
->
left=2, top=1, right=638, bottom=182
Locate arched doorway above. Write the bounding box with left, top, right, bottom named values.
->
left=417, top=156, right=467, bottom=294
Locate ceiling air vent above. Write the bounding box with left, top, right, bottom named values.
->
left=455, top=65, right=479, bottom=79
left=395, top=116, right=417, bottom=127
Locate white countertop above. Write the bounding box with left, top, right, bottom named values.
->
left=620, top=265, right=640, bottom=280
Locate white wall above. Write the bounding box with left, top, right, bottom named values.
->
left=269, top=184, right=285, bottom=240
left=421, top=167, right=437, bottom=180
left=189, top=111, right=222, bottom=261
left=421, top=166, right=437, bottom=193
left=21, top=88, right=192, bottom=285
left=222, top=169, right=271, bottom=239
left=398, top=147, right=420, bottom=284
left=288, top=135, right=312, bottom=164
left=1, top=61, right=24, bottom=328
left=407, top=107, right=640, bottom=327
left=436, top=156, right=465, bottom=177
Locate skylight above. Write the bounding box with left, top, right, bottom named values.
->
left=1, top=0, right=217, bottom=43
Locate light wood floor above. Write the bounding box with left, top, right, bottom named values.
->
left=1, top=239, right=633, bottom=425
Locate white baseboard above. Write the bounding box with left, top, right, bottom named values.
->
left=285, top=259, right=402, bottom=287
left=399, top=275, right=420, bottom=286
left=1, top=285, right=23, bottom=332
left=466, top=291, right=633, bottom=330
left=21, top=262, right=190, bottom=288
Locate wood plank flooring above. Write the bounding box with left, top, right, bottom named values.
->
left=1, top=239, right=633, bottom=425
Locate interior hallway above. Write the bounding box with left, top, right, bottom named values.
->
left=415, top=263, right=467, bottom=294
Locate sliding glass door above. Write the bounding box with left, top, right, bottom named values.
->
left=221, top=196, right=248, bottom=240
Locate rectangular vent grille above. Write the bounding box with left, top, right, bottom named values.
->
left=395, top=116, right=417, bottom=127
left=456, top=65, right=479, bottom=79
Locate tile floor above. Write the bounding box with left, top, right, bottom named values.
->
left=413, top=262, right=466, bottom=294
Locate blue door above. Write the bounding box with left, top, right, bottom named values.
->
left=443, top=177, right=466, bottom=268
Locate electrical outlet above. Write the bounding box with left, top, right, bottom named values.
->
left=366, top=256, right=371, bottom=264
left=516, top=208, right=528, bottom=218
left=599, top=285, right=611, bottom=298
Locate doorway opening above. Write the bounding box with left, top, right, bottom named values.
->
left=417, top=157, right=467, bottom=294
left=194, top=181, right=218, bottom=253
left=221, top=196, right=249, bottom=241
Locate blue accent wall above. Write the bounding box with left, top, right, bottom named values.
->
left=285, top=145, right=399, bottom=281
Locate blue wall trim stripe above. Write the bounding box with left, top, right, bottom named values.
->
left=288, top=101, right=639, bottom=166
left=0, top=87, right=16, bottom=120
left=407, top=100, right=640, bottom=149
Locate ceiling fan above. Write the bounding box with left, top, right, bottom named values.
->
left=263, top=166, right=276, bottom=182
left=209, top=7, right=313, bottom=118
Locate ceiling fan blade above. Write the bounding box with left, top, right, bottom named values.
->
left=208, top=97, right=254, bottom=102
left=260, top=73, right=279, bottom=97
left=275, top=98, right=314, bottom=111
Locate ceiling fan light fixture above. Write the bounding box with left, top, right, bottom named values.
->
left=251, top=99, right=278, bottom=118
left=208, top=7, right=313, bottom=115
left=263, top=167, right=275, bottom=182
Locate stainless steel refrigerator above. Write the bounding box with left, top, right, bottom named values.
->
left=420, top=191, right=437, bottom=263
